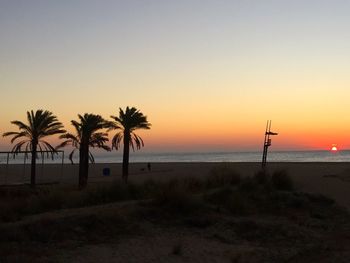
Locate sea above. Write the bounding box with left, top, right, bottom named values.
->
left=0, top=150, right=349, bottom=164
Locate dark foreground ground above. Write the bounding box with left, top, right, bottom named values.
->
left=0, top=167, right=350, bottom=263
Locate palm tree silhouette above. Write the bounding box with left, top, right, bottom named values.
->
left=57, top=113, right=110, bottom=188
left=3, top=110, right=65, bottom=187
left=109, top=107, right=151, bottom=182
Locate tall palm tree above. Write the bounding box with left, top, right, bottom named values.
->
left=109, top=107, right=151, bottom=182
left=3, top=110, right=65, bottom=187
left=57, top=113, right=110, bottom=188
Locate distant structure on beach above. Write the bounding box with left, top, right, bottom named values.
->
left=262, top=120, right=278, bottom=168
left=0, top=150, right=64, bottom=186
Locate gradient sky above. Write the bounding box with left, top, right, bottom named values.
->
left=1, top=0, right=350, bottom=152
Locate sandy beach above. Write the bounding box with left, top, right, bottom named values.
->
left=1, top=162, right=350, bottom=210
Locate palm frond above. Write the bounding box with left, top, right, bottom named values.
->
left=110, top=106, right=150, bottom=152
left=40, top=140, right=57, bottom=158
left=90, top=132, right=109, bottom=148
left=5, top=110, right=65, bottom=159
left=59, top=113, right=110, bottom=166
left=59, top=133, right=79, bottom=142
left=132, top=132, right=144, bottom=150
left=3, top=130, right=30, bottom=144
left=55, top=140, right=71, bottom=150
left=11, top=140, right=29, bottom=153
left=68, top=149, right=76, bottom=164
left=3, top=131, right=20, bottom=137
left=111, top=132, right=123, bottom=150
left=88, top=151, right=95, bottom=163
left=11, top=120, right=31, bottom=133
left=100, top=145, right=111, bottom=151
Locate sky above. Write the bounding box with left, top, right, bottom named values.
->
left=1, top=0, right=350, bottom=152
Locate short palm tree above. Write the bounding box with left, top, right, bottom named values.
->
left=3, top=110, right=65, bottom=187
left=109, top=107, right=151, bottom=182
left=57, top=113, right=111, bottom=188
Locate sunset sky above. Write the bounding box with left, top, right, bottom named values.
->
left=1, top=0, right=350, bottom=152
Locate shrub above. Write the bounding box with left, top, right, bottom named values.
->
left=29, top=190, right=65, bottom=213
left=0, top=199, right=26, bottom=222
left=153, top=184, right=202, bottom=213
left=184, top=216, right=214, bottom=228
left=271, top=170, right=294, bottom=191
left=205, top=186, right=233, bottom=203
left=171, top=242, right=183, bottom=255
left=182, top=176, right=204, bottom=193
left=205, top=187, right=251, bottom=215
left=0, top=186, right=35, bottom=199
left=306, top=193, right=334, bottom=206
left=253, top=169, right=270, bottom=184
left=84, top=182, right=144, bottom=205
left=207, top=164, right=241, bottom=188
left=238, top=176, right=259, bottom=193
left=225, top=191, right=251, bottom=215
left=141, top=179, right=161, bottom=197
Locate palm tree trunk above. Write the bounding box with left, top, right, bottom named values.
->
left=79, top=147, right=84, bottom=188
left=83, top=145, right=89, bottom=188
left=122, top=134, right=130, bottom=183
left=30, top=142, right=37, bottom=187
left=79, top=140, right=89, bottom=189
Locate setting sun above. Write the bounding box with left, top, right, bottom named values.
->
left=331, top=145, right=338, bottom=151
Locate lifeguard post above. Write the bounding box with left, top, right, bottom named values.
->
left=262, top=120, right=278, bottom=168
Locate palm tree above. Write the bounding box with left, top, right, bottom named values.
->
left=3, top=110, right=65, bottom=187
left=109, top=107, right=151, bottom=182
left=57, top=113, right=110, bottom=188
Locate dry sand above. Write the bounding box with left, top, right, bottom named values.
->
left=1, top=162, right=350, bottom=210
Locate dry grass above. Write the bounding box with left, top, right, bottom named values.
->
left=0, top=166, right=349, bottom=262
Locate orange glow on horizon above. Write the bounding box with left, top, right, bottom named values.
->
left=1, top=110, right=350, bottom=152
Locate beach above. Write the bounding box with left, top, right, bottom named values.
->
left=1, top=162, right=350, bottom=210
left=1, top=161, right=350, bottom=262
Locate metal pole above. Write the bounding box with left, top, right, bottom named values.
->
left=23, top=154, right=26, bottom=184
left=6, top=153, right=9, bottom=185
left=41, top=153, right=44, bottom=184
left=60, top=151, right=64, bottom=183
left=262, top=120, right=269, bottom=167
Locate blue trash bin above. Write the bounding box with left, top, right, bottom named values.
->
left=103, top=167, right=110, bottom=176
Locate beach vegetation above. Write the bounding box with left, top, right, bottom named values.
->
left=204, top=186, right=252, bottom=215
left=153, top=181, right=203, bottom=214
left=271, top=169, right=294, bottom=191
left=0, top=174, right=344, bottom=263
left=238, top=176, right=260, bottom=193
left=109, top=107, right=151, bottom=182
left=0, top=167, right=329, bottom=224
left=208, top=164, right=241, bottom=187
left=253, top=169, right=270, bottom=184
left=171, top=242, right=183, bottom=255
left=1, top=179, right=347, bottom=263
left=2, top=110, right=65, bottom=187
left=56, top=113, right=111, bottom=188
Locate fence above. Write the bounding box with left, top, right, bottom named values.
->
left=0, top=151, right=64, bottom=185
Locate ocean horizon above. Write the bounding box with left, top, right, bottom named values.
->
left=0, top=150, right=349, bottom=164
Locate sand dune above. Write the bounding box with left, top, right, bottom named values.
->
left=1, top=162, right=350, bottom=209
